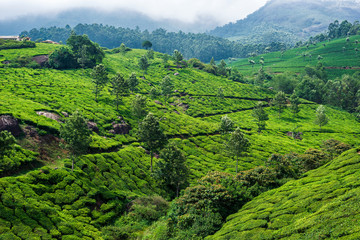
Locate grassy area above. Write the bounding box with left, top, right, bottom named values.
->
left=229, top=35, right=360, bottom=78
left=207, top=148, right=360, bottom=239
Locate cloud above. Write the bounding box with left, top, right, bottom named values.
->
left=0, top=0, right=268, bottom=24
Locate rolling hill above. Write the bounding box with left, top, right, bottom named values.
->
left=228, top=35, right=360, bottom=79
left=0, top=40, right=359, bottom=239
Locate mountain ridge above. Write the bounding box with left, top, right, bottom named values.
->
left=209, top=0, right=360, bottom=45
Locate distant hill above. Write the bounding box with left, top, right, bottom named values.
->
left=209, top=0, right=360, bottom=45
left=0, top=8, right=219, bottom=35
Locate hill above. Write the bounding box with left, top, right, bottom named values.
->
left=0, top=41, right=359, bottom=239
left=210, top=0, right=360, bottom=45
left=229, top=35, right=360, bottom=79
left=207, top=148, right=360, bottom=239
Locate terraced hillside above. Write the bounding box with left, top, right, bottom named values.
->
left=0, top=42, right=359, bottom=239
left=207, top=148, right=360, bottom=239
left=229, top=35, right=360, bottom=79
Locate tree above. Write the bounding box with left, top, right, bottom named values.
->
left=77, top=45, right=90, bottom=73
left=173, top=50, right=183, bottom=65
left=217, top=60, right=227, bottom=76
left=162, top=54, right=170, bottom=67
left=127, top=72, right=138, bottom=93
left=248, top=59, right=255, bottom=68
left=314, top=105, right=329, bottom=131
left=149, top=87, right=160, bottom=99
left=146, top=49, right=154, bottom=59
left=91, top=64, right=109, bottom=102
left=252, top=102, right=269, bottom=132
left=142, top=40, right=152, bottom=50
left=226, top=128, right=250, bottom=174
left=210, top=57, right=216, bottom=66
left=160, top=75, right=174, bottom=106
left=272, top=91, right=287, bottom=118
left=48, top=47, right=77, bottom=69
left=0, top=131, right=16, bottom=154
left=109, top=73, right=129, bottom=111
left=139, top=55, right=150, bottom=76
left=118, top=43, right=128, bottom=54
left=138, top=113, right=167, bottom=172
left=289, top=92, right=300, bottom=117
left=67, top=32, right=104, bottom=68
left=153, top=143, right=189, bottom=198
left=131, top=94, right=148, bottom=121
left=219, top=115, right=234, bottom=135
left=60, top=111, right=91, bottom=171
left=254, top=67, right=266, bottom=86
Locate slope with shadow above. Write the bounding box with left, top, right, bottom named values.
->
left=207, top=148, right=360, bottom=239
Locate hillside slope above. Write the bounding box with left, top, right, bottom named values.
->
left=207, top=148, right=360, bottom=239
left=0, top=43, right=359, bottom=238
left=210, top=0, right=360, bottom=45
left=229, top=35, right=360, bottom=79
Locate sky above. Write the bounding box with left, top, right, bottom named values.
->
left=0, top=0, right=269, bottom=24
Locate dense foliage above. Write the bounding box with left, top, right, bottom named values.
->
left=48, top=33, right=104, bottom=69
left=0, top=39, right=35, bottom=50
left=207, top=147, right=359, bottom=239
left=20, top=24, right=286, bottom=61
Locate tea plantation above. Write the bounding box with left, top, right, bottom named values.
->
left=207, top=148, right=360, bottom=240
left=0, top=38, right=359, bottom=239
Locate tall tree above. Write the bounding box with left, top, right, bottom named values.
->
left=77, top=45, right=89, bottom=70
left=219, top=115, right=234, bottom=135
left=138, top=113, right=167, bottom=172
left=67, top=32, right=104, bottom=68
left=217, top=60, right=227, bottom=76
left=252, top=102, right=269, bottom=132
left=131, top=94, right=148, bottom=122
left=289, top=92, right=301, bottom=117
left=139, top=55, right=150, bottom=76
left=226, top=127, right=250, bottom=174
left=127, top=72, right=139, bottom=93
left=91, top=64, right=108, bottom=102
left=272, top=91, right=287, bottom=118
left=173, top=50, right=183, bottom=65
left=162, top=54, right=170, bottom=68
left=60, top=111, right=91, bottom=171
left=160, top=75, right=174, bottom=106
left=153, top=143, right=189, bottom=198
left=109, top=73, right=129, bottom=111
left=210, top=57, right=216, bottom=66
left=315, top=105, right=329, bottom=131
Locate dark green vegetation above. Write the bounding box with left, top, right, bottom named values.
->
left=210, top=0, right=360, bottom=45
left=207, top=148, right=360, bottom=239
left=0, top=34, right=359, bottom=239
left=0, top=39, right=35, bottom=50
left=229, top=35, right=360, bottom=114
left=20, top=24, right=285, bottom=61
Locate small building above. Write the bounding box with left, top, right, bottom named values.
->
left=41, top=40, right=59, bottom=44
left=0, top=36, right=21, bottom=41
left=0, top=36, right=31, bottom=41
